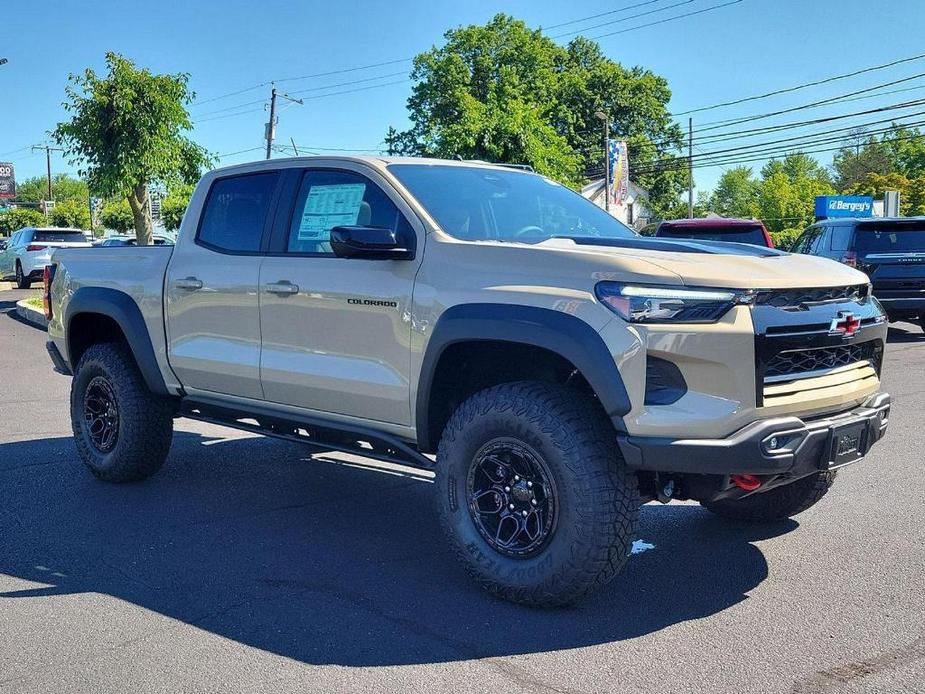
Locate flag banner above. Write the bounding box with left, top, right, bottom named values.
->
left=607, top=140, right=629, bottom=205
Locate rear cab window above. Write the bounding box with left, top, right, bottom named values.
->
left=197, top=172, right=279, bottom=253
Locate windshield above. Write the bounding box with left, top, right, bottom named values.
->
left=33, top=230, right=87, bottom=243
left=855, top=222, right=925, bottom=254
left=388, top=164, right=636, bottom=243
left=657, top=224, right=767, bottom=246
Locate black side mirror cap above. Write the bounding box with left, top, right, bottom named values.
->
left=330, top=226, right=414, bottom=260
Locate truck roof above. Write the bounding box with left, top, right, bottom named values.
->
left=209, top=155, right=537, bottom=177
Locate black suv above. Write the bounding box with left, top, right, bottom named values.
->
left=792, top=217, right=925, bottom=329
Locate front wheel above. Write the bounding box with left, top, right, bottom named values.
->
left=436, top=382, right=639, bottom=607
left=71, top=342, right=174, bottom=482
left=15, top=262, right=30, bottom=289
left=701, top=471, right=837, bottom=522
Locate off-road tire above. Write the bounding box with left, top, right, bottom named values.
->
left=15, top=262, right=30, bottom=289
left=70, top=342, right=174, bottom=482
left=701, top=471, right=837, bottom=522
left=436, top=381, right=639, bottom=607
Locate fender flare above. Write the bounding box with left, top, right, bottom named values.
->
left=65, top=287, right=169, bottom=395
left=415, top=303, right=631, bottom=451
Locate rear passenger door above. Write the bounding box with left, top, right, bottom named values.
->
left=165, top=170, right=281, bottom=400
left=257, top=165, right=423, bottom=425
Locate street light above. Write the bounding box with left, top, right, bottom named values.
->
left=0, top=58, right=8, bottom=66
left=595, top=111, right=610, bottom=213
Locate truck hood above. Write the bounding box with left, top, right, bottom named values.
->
left=541, top=236, right=869, bottom=289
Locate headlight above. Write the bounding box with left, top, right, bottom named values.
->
left=595, top=282, right=754, bottom=323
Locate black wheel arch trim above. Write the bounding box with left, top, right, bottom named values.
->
left=415, top=303, right=631, bottom=452
left=64, top=287, right=170, bottom=396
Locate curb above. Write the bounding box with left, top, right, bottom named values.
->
left=15, top=300, right=48, bottom=330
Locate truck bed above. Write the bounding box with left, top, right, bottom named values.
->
left=47, top=245, right=180, bottom=393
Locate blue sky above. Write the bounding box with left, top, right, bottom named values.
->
left=2, top=0, right=925, bottom=197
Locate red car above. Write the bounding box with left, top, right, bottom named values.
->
left=655, top=218, right=775, bottom=248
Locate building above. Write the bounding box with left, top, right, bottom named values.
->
left=581, top=179, right=651, bottom=231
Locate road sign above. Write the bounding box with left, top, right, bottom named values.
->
left=0, top=162, right=15, bottom=199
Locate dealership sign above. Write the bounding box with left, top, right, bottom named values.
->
left=814, top=195, right=873, bottom=219
left=0, top=162, right=14, bottom=199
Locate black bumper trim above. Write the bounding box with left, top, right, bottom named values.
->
left=618, top=393, right=891, bottom=476
left=46, top=340, right=72, bottom=376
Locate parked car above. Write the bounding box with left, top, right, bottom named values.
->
left=0, top=227, right=92, bottom=288
left=45, top=156, right=890, bottom=606
left=655, top=217, right=775, bottom=247
left=97, top=235, right=175, bottom=247
left=791, top=217, right=925, bottom=329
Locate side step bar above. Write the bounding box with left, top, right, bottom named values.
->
left=179, top=397, right=434, bottom=471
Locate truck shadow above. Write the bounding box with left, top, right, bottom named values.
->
left=0, top=431, right=792, bottom=667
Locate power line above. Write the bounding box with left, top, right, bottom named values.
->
left=542, top=0, right=670, bottom=30
left=192, top=70, right=408, bottom=116
left=672, top=50, right=925, bottom=117
left=584, top=0, right=745, bottom=40
left=550, top=0, right=695, bottom=39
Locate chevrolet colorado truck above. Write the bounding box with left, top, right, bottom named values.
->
left=44, top=157, right=892, bottom=606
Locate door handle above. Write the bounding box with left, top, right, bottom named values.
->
left=263, top=281, right=300, bottom=295
left=174, top=277, right=203, bottom=290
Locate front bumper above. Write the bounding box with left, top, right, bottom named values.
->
left=618, top=392, right=891, bottom=476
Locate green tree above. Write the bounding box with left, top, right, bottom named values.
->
left=758, top=153, right=834, bottom=235
left=881, top=124, right=925, bottom=179
left=385, top=14, right=685, bottom=213
left=161, top=184, right=193, bottom=232
left=0, top=207, right=46, bottom=236
left=709, top=166, right=760, bottom=218
left=845, top=171, right=925, bottom=216
left=49, top=199, right=91, bottom=229
left=53, top=52, right=211, bottom=245
left=832, top=136, right=892, bottom=190
left=14, top=174, right=89, bottom=204
left=98, top=199, right=134, bottom=233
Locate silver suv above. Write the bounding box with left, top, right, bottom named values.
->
left=45, top=157, right=891, bottom=606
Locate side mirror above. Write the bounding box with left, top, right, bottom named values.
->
left=330, top=226, right=414, bottom=260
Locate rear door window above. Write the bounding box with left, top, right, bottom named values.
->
left=197, top=172, right=279, bottom=253
left=830, top=225, right=854, bottom=252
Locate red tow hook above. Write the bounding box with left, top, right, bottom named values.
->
left=730, top=474, right=762, bottom=492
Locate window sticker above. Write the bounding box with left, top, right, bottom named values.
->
left=297, top=183, right=366, bottom=240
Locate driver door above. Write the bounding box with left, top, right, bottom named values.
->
left=257, top=165, right=424, bottom=425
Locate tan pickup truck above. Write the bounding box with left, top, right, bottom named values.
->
left=44, top=156, right=891, bottom=606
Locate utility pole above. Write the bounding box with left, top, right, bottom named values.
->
left=687, top=118, right=694, bottom=219
left=31, top=144, right=64, bottom=201
left=595, top=111, right=610, bottom=213
left=265, top=88, right=277, bottom=160
left=265, top=85, right=304, bottom=160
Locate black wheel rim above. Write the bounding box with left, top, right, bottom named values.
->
left=16, top=265, right=22, bottom=282
left=84, top=376, right=119, bottom=453
left=466, top=439, right=558, bottom=558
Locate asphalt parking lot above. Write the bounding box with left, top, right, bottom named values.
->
left=1, top=286, right=924, bottom=694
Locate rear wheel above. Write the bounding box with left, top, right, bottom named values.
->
left=436, top=381, right=639, bottom=607
left=70, top=342, right=174, bottom=482
left=701, top=471, right=836, bottom=522
left=15, top=262, right=30, bottom=289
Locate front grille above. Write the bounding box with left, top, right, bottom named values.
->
left=765, top=342, right=876, bottom=379
left=756, top=285, right=863, bottom=308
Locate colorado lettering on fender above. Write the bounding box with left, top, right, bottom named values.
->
left=347, top=298, right=398, bottom=308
